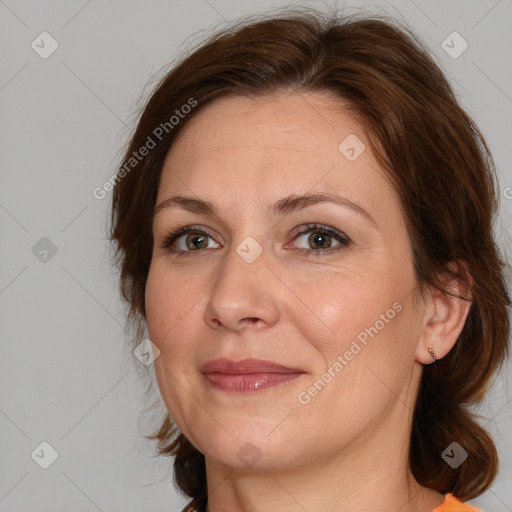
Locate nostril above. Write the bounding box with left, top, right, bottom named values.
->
left=242, top=317, right=261, bottom=325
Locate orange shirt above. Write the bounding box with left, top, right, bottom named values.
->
left=433, top=493, right=483, bottom=511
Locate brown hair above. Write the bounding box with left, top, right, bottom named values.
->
left=108, top=5, right=511, bottom=505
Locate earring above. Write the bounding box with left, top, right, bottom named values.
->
left=428, top=345, right=437, bottom=362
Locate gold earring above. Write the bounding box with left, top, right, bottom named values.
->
left=428, top=345, right=437, bottom=362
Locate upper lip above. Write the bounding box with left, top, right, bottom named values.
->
left=200, top=358, right=304, bottom=374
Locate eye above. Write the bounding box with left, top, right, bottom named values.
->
left=159, top=225, right=220, bottom=254
left=288, top=224, right=351, bottom=257
left=158, top=223, right=351, bottom=258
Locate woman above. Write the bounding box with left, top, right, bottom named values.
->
left=109, top=7, right=510, bottom=512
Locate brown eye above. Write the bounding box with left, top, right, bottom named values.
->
left=307, top=230, right=334, bottom=249
left=184, top=232, right=209, bottom=250
left=292, top=225, right=350, bottom=254
left=160, top=226, right=221, bottom=253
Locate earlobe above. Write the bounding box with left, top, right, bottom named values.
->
left=415, top=266, right=473, bottom=365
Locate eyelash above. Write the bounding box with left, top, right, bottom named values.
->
left=158, top=223, right=351, bottom=258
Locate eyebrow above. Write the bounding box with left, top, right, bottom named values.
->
left=153, top=192, right=377, bottom=227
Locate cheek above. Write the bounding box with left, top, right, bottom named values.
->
left=144, top=264, right=202, bottom=371
left=288, top=267, right=417, bottom=408
left=289, top=269, right=399, bottom=356
left=144, top=273, right=170, bottom=348
left=144, top=266, right=205, bottom=430
left=293, top=291, right=414, bottom=420
left=146, top=263, right=193, bottom=335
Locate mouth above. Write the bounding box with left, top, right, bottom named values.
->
left=200, top=358, right=306, bottom=393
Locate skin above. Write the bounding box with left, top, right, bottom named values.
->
left=144, top=91, right=472, bottom=512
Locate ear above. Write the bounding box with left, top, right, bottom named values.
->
left=415, top=262, right=473, bottom=365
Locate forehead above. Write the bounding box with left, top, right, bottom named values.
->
left=156, top=91, right=400, bottom=227
left=167, top=91, right=360, bottom=161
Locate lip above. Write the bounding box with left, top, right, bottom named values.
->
left=201, top=358, right=305, bottom=392
left=201, top=358, right=303, bottom=374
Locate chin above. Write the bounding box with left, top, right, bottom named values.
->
left=187, top=419, right=304, bottom=471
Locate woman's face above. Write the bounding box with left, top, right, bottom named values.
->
left=145, top=91, right=427, bottom=471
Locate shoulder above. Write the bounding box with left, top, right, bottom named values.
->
left=433, top=493, right=485, bottom=512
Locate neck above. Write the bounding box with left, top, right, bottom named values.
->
left=204, top=446, right=444, bottom=512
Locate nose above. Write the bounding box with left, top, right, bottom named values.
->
left=203, top=239, right=280, bottom=332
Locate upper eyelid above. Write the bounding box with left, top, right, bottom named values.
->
left=290, top=223, right=349, bottom=239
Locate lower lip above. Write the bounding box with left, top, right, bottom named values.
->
left=202, top=372, right=304, bottom=392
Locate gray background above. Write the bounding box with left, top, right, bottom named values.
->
left=1, top=0, right=511, bottom=511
